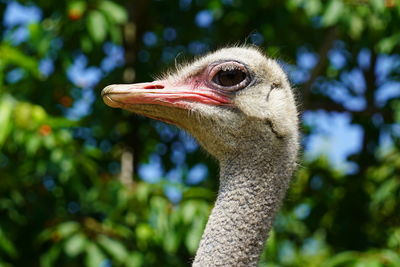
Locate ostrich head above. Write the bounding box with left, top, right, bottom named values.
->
left=102, top=46, right=298, bottom=160
left=103, top=47, right=301, bottom=265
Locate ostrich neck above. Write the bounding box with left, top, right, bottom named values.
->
left=193, top=147, right=295, bottom=266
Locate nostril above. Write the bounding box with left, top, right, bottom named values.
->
left=144, top=85, right=164, bottom=89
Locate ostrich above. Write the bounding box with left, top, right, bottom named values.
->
left=102, top=46, right=299, bottom=266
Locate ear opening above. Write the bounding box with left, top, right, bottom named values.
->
left=236, top=86, right=298, bottom=138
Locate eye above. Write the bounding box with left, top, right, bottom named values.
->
left=209, top=61, right=250, bottom=91
left=213, top=69, right=247, bottom=87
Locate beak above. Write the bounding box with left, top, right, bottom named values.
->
left=101, top=80, right=231, bottom=110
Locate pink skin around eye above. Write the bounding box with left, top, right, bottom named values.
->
left=207, top=61, right=249, bottom=91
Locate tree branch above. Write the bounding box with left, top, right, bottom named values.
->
left=302, top=27, right=338, bottom=110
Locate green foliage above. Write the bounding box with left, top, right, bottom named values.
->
left=0, top=0, right=399, bottom=266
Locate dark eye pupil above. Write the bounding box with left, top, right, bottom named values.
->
left=214, top=69, right=246, bottom=87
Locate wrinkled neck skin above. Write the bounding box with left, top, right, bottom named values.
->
left=193, top=140, right=297, bottom=267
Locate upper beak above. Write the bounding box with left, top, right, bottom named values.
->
left=101, top=80, right=231, bottom=110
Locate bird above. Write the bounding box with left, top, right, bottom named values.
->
left=102, top=46, right=300, bottom=266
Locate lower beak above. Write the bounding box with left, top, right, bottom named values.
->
left=101, top=80, right=231, bottom=110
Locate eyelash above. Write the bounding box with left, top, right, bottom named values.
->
left=208, top=61, right=250, bottom=91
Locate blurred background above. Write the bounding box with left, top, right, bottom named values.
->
left=0, top=0, right=399, bottom=266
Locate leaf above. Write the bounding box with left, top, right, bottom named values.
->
left=358, top=259, right=381, bottom=267
left=0, top=45, right=39, bottom=76
left=0, top=228, right=17, bottom=258
left=80, top=35, right=93, bottom=52
left=68, top=0, right=87, bottom=16
left=86, top=10, right=107, bottom=43
left=14, top=102, right=35, bottom=130
left=322, top=0, right=344, bottom=26
left=64, top=233, right=87, bottom=257
left=126, top=252, right=143, bottom=267
left=185, top=217, right=205, bottom=253
left=109, top=24, right=122, bottom=44
left=371, top=0, right=385, bottom=12
left=136, top=182, right=151, bottom=203
left=51, top=148, right=64, bottom=163
left=56, top=222, right=80, bottom=238
left=305, top=0, right=322, bottom=17
left=181, top=201, right=198, bottom=224
left=378, top=249, right=400, bottom=264
left=377, top=33, right=400, bottom=54
left=40, top=245, right=61, bottom=267
left=388, top=229, right=400, bottom=249
left=97, top=235, right=128, bottom=262
left=0, top=95, right=15, bottom=146
left=349, top=15, right=363, bottom=39
left=135, top=223, right=153, bottom=242
left=26, top=135, right=41, bottom=155
left=372, top=179, right=399, bottom=206
left=99, top=1, right=128, bottom=24
left=324, top=251, right=358, bottom=266
left=28, top=24, right=52, bottom=56
left=163, top=230, right=180, bottom=253
left=85, top=243, right=106, bottom=267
